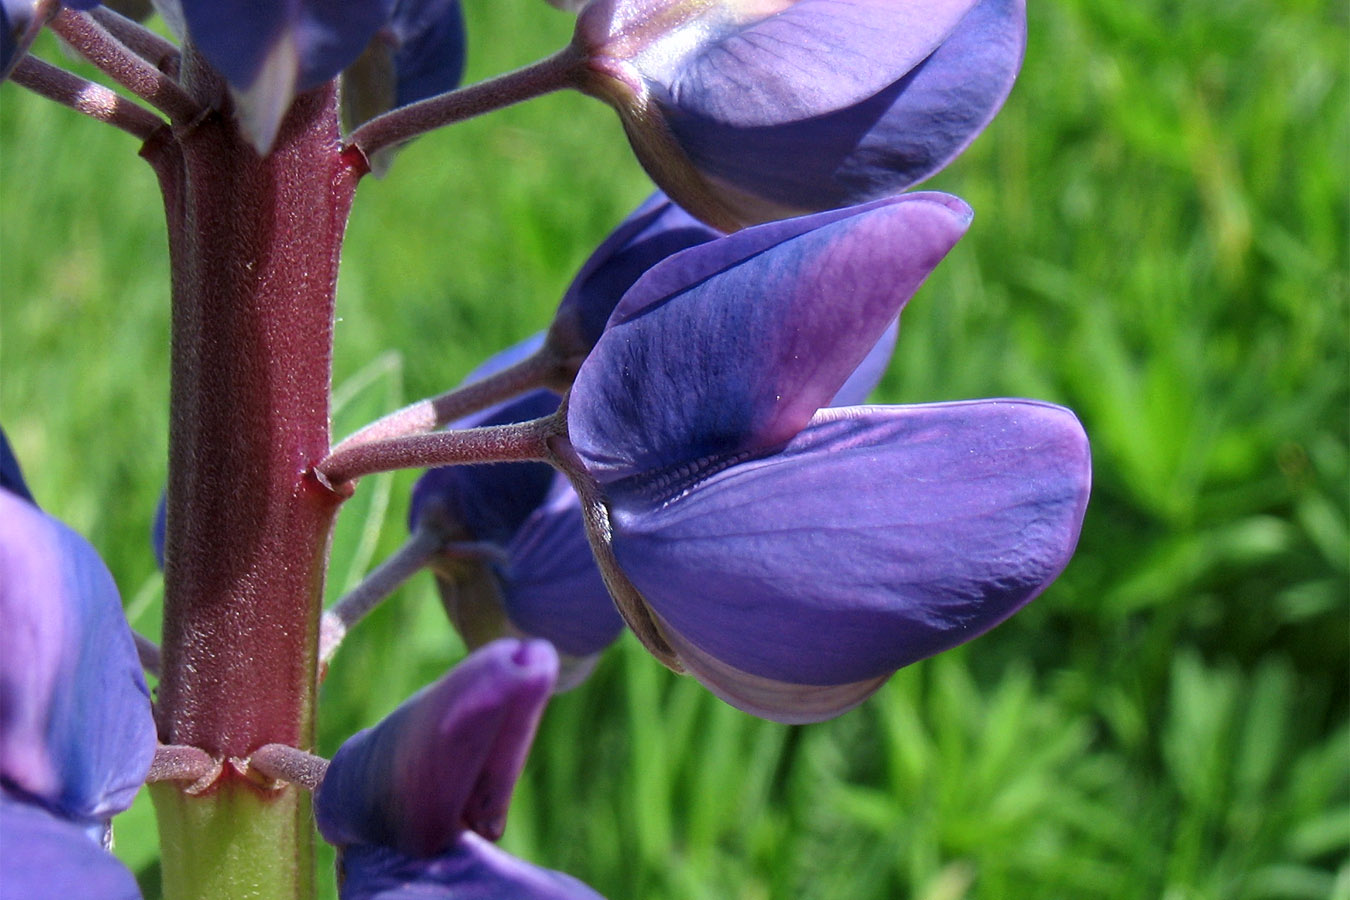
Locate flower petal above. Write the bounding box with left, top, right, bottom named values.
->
left=181, top=0, right=393, bottom=149
left=576, top=0, right=1023, bottom=227
left=388, top=0, right=466, bottom=108
left=608, top=401, right=1090, bottom=700
left=547, top=191, right=720, bottom=364
left=337, top=832, right=603, bottom=900
left=341, top=0, right=467, bottom=152
left=661, top=0, right=1027, bottom=213
left=181, top=0, right=394, bottom=94
left=0, top=426, right=34, bottom=503
left=830, top=317, right=897, bottom=408
left=1, top=0, right=45, bottom=83
left=500, top=475, right=622, bottom=658
left=0, top=489, right=156, bottom=823
left=316, top=639, right=558, bottom=855
left=568, top=193, right=970, bottom=485
left=609, top=0, right=979, bottom=126
left=0, top=796, right=143, bottom=900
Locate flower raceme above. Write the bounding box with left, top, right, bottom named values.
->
left=315, top=639, right=603, bottom=900
left=0, top=430, right=156, bottom=899
left=571, top=0, right=1027, bottom=230
left=560, top=193, right=1092, bottom=722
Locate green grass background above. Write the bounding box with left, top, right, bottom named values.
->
left=1, top=0, right=1346, bottom=897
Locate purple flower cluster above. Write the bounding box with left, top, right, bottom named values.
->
left=0, top=0, right=1089, bottom=897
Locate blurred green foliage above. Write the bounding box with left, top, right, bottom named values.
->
left=1, top=0, right=1346, bottom=897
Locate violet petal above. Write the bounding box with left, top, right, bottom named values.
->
left=0, top=796, right=143, bottom=900
left=315, top=639, right=557, bottom=856
left=576, top=0, right=1024, bottom=226
left=499, top=475, right=623, bottom=658
left=341, top=0, right=466, bottom=140
left=409, top=390, right=560, bottom=545
left=568, top=193, right=970, bottom=484
left=388, top=0, right=465, bottom=108
left=0, top=489, right=156, bottom=823
left=662, top=0, right=1027, bottom=213
left=0, top=426, right=34, bottom=503
left=180, top=0, right=393, bottom=94
left=548, top=191, right=720, bottom=361
left=337, top=832, right=603, bottom=900
left=608, top=401, right=1090, bottom=702
left=831, top=318, right=898, bottom=408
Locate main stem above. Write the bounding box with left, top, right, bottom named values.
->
left=142, top=50, right=361, bottom=900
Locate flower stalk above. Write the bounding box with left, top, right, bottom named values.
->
left=318, top=412, right=562, bottom=487
left=139, top=48, right=361, bottom=900
left=10, top=55, right=166, bottom=139
left=346, top=47, right=583, bottom=160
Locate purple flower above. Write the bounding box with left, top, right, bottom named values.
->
left=0, top=431, right=156, bottom=897
left=337, top=835, right=604, bottom=900
left=0, top=798, right=143, bottom=900
left=315, top=639, right=603, bottom=899
left=0, top=427, right=33, bottom=502
left=179, top=0, right=390, bottom=94
left=564, top=194, right=1091, bottom=722
left=572, top=0, right=1026, bottom=229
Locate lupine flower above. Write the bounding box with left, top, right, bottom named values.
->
left=564, top=193, right=1092, bottom=722
left=0, top=431, right=156, bottom=898
left=410, top=188, right=897, bottom=679
left=411, top=390, right=623, bottom=683
left=315, top=638, right=604, bottom=899
left=572, top=0, right=1026, bottom=229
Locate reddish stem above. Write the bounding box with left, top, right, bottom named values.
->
left=346, top=48, right=583, bottom=160
left=143, top=54, right=359, bottom=763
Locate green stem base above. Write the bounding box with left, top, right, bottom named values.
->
left=151, top=779, right=314, bottom=900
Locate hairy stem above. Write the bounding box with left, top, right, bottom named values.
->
left=148, top=744, right=221, bottom=793
left=347, top=47, right=584, bottom=160
left=10, top=56, right=165, bottom=140
left=317, top=413, right=562, bottom=487
left=142, top=48, right=360, bottom=900
left=319, top=527, right=447, bottom=665
left=247, top=744, right=330, bottom=792
left=50, top=10, right=201, bottom=123
left=331, top=345, right=566, bottom=456
left=90, top=5, right=181, bottom=76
